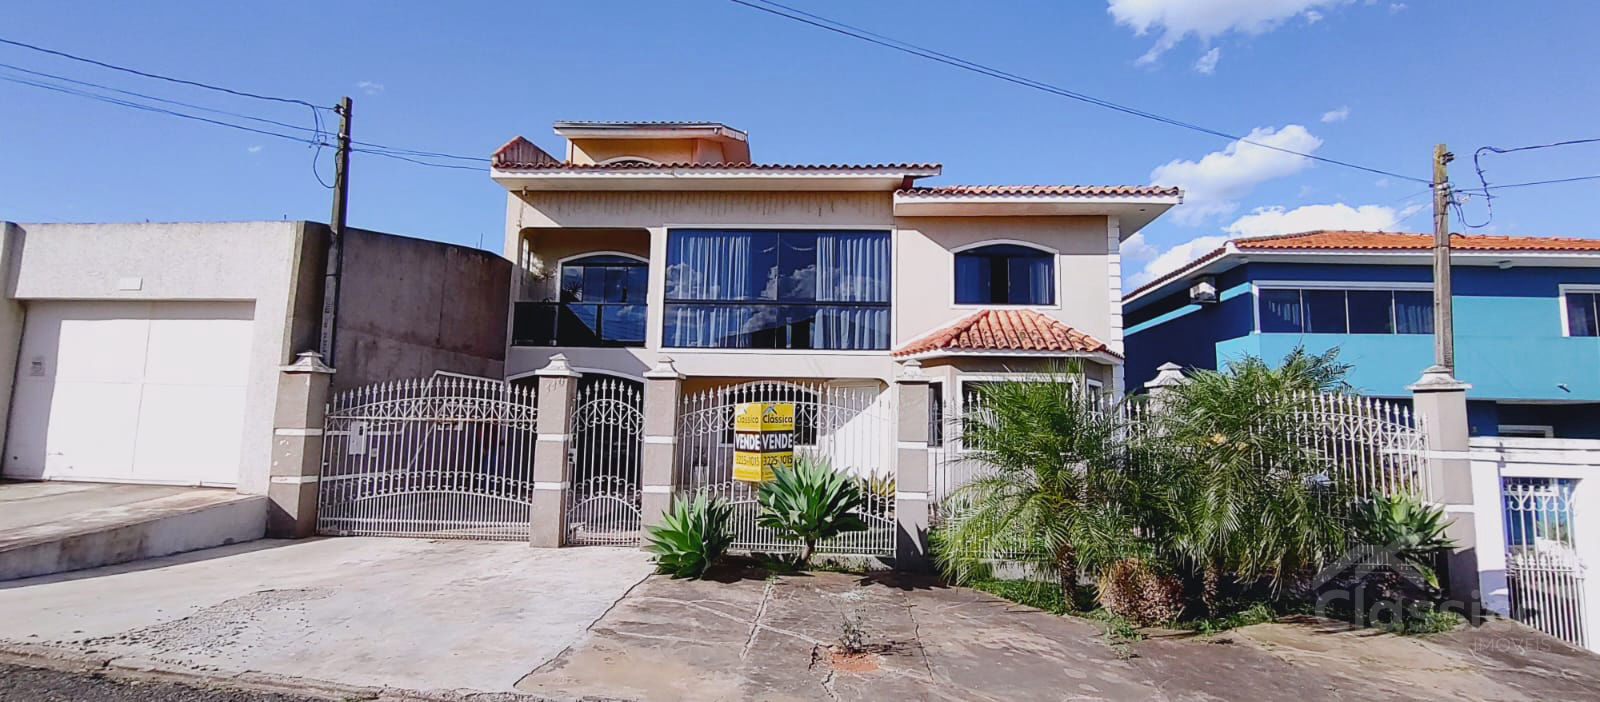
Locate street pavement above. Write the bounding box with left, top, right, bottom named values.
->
left=0, top=662, right=319, bottom=702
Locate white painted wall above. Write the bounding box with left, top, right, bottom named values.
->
left=0, top=222, right=314, bottom=495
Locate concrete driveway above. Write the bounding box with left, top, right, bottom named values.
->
left=0, top=537, right=653, bottom=697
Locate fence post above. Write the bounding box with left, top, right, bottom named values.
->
left=641, top=356, right=684, bottom=532
left=1143, top=362, right=1186, bottom=408
left=532, top=353, right=580, bottom=547
left=894, top=359, right=933, bottom=570
left=268, top=350, right=335, bottom=538
left=1407, top=365, right=1481, bottom=607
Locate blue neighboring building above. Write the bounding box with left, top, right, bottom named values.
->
left=1123, top=230, right=1600, bottom=438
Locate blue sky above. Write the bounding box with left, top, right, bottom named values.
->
left=3, top=1, right=1597, bottom=289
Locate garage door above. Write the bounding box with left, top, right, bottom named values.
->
left=3, top=301, right=254, bottom=486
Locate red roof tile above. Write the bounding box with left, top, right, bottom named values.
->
left=894, top=309, right=1115, bottom=358
left=897, top=185, right=1181, bottom=198
left=492, top=136, right=939, bottom=172
left=1235, top=230, right=1600, bottom=252
left=1124, top=230, right=1600, bottom=302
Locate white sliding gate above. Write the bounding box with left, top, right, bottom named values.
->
left=317, top=375, right=539, bottom=540
left=565, top=377, right=645, bottom=546
left=677, top=381, right=895, bottom=557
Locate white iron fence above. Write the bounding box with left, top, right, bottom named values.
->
left=677, top=381, right=895, bottom=557
left=930, top=387, right=1430, bottom=524
left=566, top=377, right=645, bottom=546
left=1502, top=476, right=1588, bottom=649
left=317, top=374, right=539, bottom=540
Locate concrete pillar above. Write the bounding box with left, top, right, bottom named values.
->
left=268, top=350, right=335, bottom=538
left=1407, top=365, right=1480, bottom=605
left=894, top=360, right=933, bottom=570
left=1143, top=362, right=1186, bottom=409
left=532, top=353, right=580, bottom=547
left=640, top=356, right=684, bottom=529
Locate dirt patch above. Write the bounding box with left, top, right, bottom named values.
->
left=74, top=588, right=333, bottom=658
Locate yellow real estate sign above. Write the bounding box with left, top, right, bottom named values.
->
left=732, top=402, right=795, bottom=482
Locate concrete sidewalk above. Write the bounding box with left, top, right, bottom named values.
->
left=518, top=569, right=1600, bottom=701
left=0, top=537, right=653, bottom=697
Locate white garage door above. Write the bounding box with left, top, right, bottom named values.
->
left=3, top=301, right=254, bottom=486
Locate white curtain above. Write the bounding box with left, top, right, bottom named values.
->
left=666, top=232, right=752, bottom=301
left=816, top=232, right=889, bottom=302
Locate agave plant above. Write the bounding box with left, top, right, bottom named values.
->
left=756, top=458, right=868, bottom=568
left=856, top=470, right=896, bottom=518
left=1353, top=493, right=1456, bottom=588
left=645, top=492, right=735, bottom=579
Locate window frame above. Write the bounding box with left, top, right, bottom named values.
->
left=1251, top=280, right=1434, bottom=335
left=950, top=239, right=1061, bottom=309
left=1558, top=284, right=1600, bottom=338
left=551, top=251, right=650, bottom=347
left=659, top=227, right=895, bottom=352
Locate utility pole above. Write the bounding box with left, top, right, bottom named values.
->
left=319, top=96, right=352, bottom=366
left=1431, top=143, right=1455, bottom=373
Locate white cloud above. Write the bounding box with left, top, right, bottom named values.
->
left=1120, top=231, right=1159, bottom=262
left=1304, top=9, right=1324, bottom=23
left=1107, top=0, right=1351, bottom=64
left=1373, top=177, right=1390, bottom=188
left=357, top=80, right=385, bottom=95
left=1126, top=234, right=1230, bottom=288
left=246, top=145, right=263, bottom=154
left=1222, top=202, right=1421, bottom=238
left=1149, top=124, right=1322, bottom=224
left=1320, top=105, right=1351, bottom=123
left=1193, top=47, right=1221, bottom=74
left=1390, top=3, right=1407, bottom=13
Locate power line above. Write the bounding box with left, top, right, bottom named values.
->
left=0, top=60, right=487, bottom=164
left=0, top=36, right=328, bottom=111
left=728, top=0, right=1429, bottom=185
left=1457, top=137, right=1600, bottom=227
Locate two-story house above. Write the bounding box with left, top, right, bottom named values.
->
left=492, top=120, right=1180, bottom=418
left=1123, top=230, right=1600, bottom=438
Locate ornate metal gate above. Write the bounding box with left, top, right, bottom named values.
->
left=317, top=374, right=539, bottom=540
left=565, top=377, right=645, bottom=545
left=1503, top=477, right=1588, bottom=649
left=677, top=381, right=895, bottom=557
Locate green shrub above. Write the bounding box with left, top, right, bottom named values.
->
left=1353, top=493, right=1455, bottom=588
left=756, top=458, right=867, bottom=568
left=645, top=493, right=734, bottom=579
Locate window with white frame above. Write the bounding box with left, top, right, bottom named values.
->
left=1258, top=286, right=1433, bottom=335
left=1564, top=289, right=1599, bottom=337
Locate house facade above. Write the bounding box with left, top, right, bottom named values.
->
left=492, top=120, right=1180, bottom=423
left=1123, top=230, right=1600, bottom=438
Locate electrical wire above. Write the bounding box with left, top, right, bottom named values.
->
left=1459, top=138, right=1600, bottom=228
left=0, top=72, right=486, bottom=174
left=729, top=0, right=1430, bottom=185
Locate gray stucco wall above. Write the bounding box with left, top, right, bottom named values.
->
left=320, top=225, right=510, bottom=392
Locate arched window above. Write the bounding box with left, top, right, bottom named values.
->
left=954, top=243, right=1055, bottom=305
left=554, top=254, right=648, bottom=346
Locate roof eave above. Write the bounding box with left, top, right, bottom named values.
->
left=894, top=348, right=1124, bottom=364
left=893, top=194, right=1180, bottom=236
left=491, top=167, right=940, bottom=192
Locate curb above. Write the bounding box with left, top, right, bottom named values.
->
left=0, top=640, right=566, bottom=701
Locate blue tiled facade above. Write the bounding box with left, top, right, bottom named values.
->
left=1125, top=260, right=1600, bottom=438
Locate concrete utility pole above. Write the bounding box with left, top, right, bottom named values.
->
left=318, top=96, right=353, bottom=366
left=1431, top=143, right=1456, bottom=372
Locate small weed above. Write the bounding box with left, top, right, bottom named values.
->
left=967, top=578, right=1069, bottom=614
left=1184, top=601, right=1279, bottom=635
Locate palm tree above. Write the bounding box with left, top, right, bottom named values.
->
left=1158, top=347, right=1357, bottom=605
left=932, top=364, right=1154, bottom=595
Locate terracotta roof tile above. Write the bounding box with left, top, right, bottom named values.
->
left=1124, top=230, right=1600, bottom=302
left=492, top=135, right=939, bottom=172
left=894, top=309, right=1115, bottom=358
left=897, top=185, right=1181, bottom=198
left=1234, top=230, right=1600, bottom=252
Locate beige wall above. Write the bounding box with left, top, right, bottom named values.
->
left=516, top=228, right=650, bottom=302
left=893, top=215, right=1115, bottom=345
left=568, top=138, right=728, bottom=165
left=499, top=190, right=1122, bottom=388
